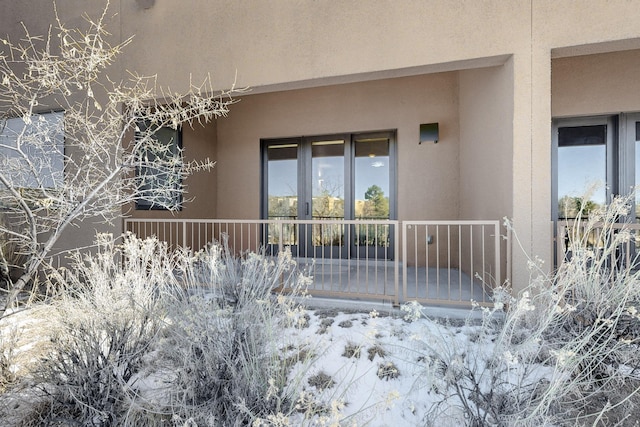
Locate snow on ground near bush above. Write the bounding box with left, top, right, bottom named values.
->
left=281, top=305, right=488, bottom=426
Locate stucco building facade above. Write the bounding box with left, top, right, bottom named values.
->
left=3, top=0, right=640, bottom=303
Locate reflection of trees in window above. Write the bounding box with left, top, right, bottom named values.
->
left=268, top=196, right=297, bottom=219
left=359, top=184, right=389, bottom=219
left=558, top=195, right=600, bottom=219
left=312, top=194, right=344, bottom=219
left=356, top=185, right=390, bottom=247
left=312, top=179, right=344, bottom=246
left=558, top=195, right=605, bottom=250
left=267, top=195, right=298, bottom=245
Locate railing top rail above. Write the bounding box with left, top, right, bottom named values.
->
left=402, top=220, right=501, bottom=226
left=557, top=220, right=640, bottom=229
left=124, top=218, right=400, bottom=226
left=124, top=218, right=268, bottom=225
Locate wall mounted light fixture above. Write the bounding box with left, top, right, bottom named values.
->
left=136, top=0, right=155, bottom=9
left=419, top=122, right=439, bottom=144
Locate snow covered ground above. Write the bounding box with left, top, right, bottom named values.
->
left=277, top=303, right=487, bottom=426
left=0, top=300, right=488, bottom=427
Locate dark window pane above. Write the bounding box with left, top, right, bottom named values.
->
left=136, top=124, right=182, bottom=210
left=558, top=125, right=606, bottom=147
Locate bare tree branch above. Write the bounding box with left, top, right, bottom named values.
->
left=0, top=3, right=245, bottom=316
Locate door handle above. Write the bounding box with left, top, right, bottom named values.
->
left=305, top=202, right=310, bottom=216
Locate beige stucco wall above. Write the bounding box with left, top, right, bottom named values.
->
left=458, top=61, right=514, bottom=285
left=118, top=0, right=531, bottom=94
left=552, top=49, right=640, bottom=118
left=215, top=72, right=460, bottom=222
left=459, top=62, right=514, bottom=221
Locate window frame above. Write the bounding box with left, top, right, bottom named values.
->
left=261, top=130, right=397, bottom=222
left=551, top=115, right=617, bottom=221
left=135, top=123, right=183, bottom=211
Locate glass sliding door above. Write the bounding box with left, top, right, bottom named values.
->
left=311, top=138, right=346, bottom=257
left=262, top=130, right=396, bottom=259
left=552, top=116, right=618, bottom=266
left=265, top=141, right=299, bottom=254
left=354, top=133, right=392, bottom=258
left=552, top=114, right=640, bottom=266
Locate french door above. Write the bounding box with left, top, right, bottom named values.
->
left=262, top=131, right=395, bottom=259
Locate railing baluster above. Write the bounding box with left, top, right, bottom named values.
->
left=458, top=224, right=462, bottom=302
left=470, top=225, right=474, bottom=303
left=424, top=224, right=428, bottom=301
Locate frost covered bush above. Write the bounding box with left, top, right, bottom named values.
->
left=20, top=233, right=173, bottom=426
left=407, top=194, right=640, bottom=426
left=400, top=294, right=538, bottom=426
left=156, top=238, right=312, bottom=426
left=3, top=233, right=314, bottom=426
left=523, top=194, right=640, bottom=424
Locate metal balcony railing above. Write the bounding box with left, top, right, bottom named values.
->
left=124, top=218, right=505, bottom=307
left=555, top=220, right=640, bottom=271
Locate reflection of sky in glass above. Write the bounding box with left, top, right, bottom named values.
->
left=558, top=145, right=606, bottom=204
left=268, top=159, right=297, bottom=196
left=312, top=141, right=344, bottom=199
left=268, top=157, right=389, bottom=200
left=355, top=157, right=389, bottom=200
left=268, top=157, right=390, bottom=199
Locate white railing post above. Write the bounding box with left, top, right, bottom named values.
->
left=494, top=221, right=501, bottom=289
left=183, top=221, right=187, bottom=249
left=393, top=221, right=399, bottom=306
left=402, top=222, right=408, bottom=304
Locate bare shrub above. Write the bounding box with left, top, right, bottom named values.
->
left=22, top=234, right=172, bottom=426
left=157, top=239, right=312, bottom=426
left=368, top=344, right=387, bottom=361
left=308, top=371, right=336, bottom=391
left=523, top=194, right=640, bottom=424
left=409, top=193, right=640, bottom=426
left=317, top=318, right=334, bottom=334
left=338, top=319, right=353, bottom=328
left=377, top=361, right=400, bottom=380
left=4, top=234, right=317, bottom=426
left=342, top=342, right=361, bottom=359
